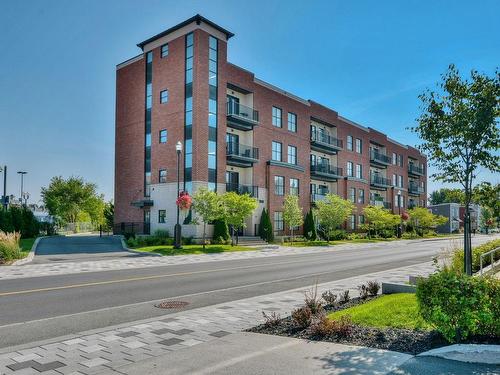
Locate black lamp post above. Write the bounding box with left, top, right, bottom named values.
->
left=17, top=171, right=27, bottom=206
left=174, top=141, right=183, bottom=249
left=1, top=166, right=6, bottom=211
left=397, top=190, right=402, bottom=238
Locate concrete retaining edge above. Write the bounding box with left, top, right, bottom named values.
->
left=11, top=236, right=45, bottom=266
left=418, top=344, right=500, bottom=365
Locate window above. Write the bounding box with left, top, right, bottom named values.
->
left=398, top=154, right=403, bottom=167
left=392, top=152, right=397, bottom=165
left=158, top=210, right=166, bottom=223
left=358, top=189, right=365, bottom=204
left=359, top=215, right=365, bottom=225
left=349, top=187, right=356, bottom=203
left=394, top=195, right=399, bottom=208
left=392, top=174, right=397, bottom=187
left=274, top=176, right=284, bottom=196
left=355, top=138, right=362, bottom=153
left=287, top=145, right=297, bottom=165
left=160, top=89, right=168, bottom=104
left=350, top=215, right=356, bottom=230
left=287, top=112, right=297, bottom=132
left=272, top=141, right=282, bottom=161
left=347, top=135, right=353, bottom=151
left=355, top=164, right=362, bottom=179
left=347, top=162, right=354, bottom=177
left=159, top=129, right=167, bottom=143
left=272, top=106, right=282, bottom=127
left=159, top=169, right=167, bottom=183
left=290, top=178, right=299, bottom=195
left=161, top=43, right=169, bottom=58
left=398, top=175, right=404, bottom=188
left=274, top=211, right=284, bottom=231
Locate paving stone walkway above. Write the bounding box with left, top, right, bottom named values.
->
left=0, top=262, right=435, bottom=375
left=0, top=239, right=441, bottom=281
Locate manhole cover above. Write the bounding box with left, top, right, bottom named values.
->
left=154, top=300, right=189, bottom=309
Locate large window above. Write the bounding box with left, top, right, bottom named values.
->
left=349, top=187, right=356, bottom=203
left=272, top=106, right=282, bottom=127
left=161, top=43, right=169, bottom=58
left=347, top=135, right=353, bottom=151
left=159, top=129, right=167, bottom=143
left=392, top=174, right=397, bottom=187
left=272, top=141, right=282, bottom=161
left=359, top=215, right=365, bottom=225
left=274, top=211, right=284, bottom=231
left=399, top=175, right=404, bottom=188
left=274, top=176, right=284, bottom=196
left=355, top=138, right=362, bottom=153
left=144, top=51, right=153, bottom=197
left=184, top=33, right=194, bottom=193
left=290, top=178, right=299, bottom=195
left=350, top=215, right=356, bottom=230
left=347, top=161, right=354, bottom=177
left=158, top=210, right=166, bottom=223
left=287, top=112, right=297, bottom=132
left=287, top=145, right=297, bottom=165
left=392, top=152, right=397, bottom=165
left=398, top=154, right=403, bottom=167
left=160, top=89, right=168, bottom=104
left=356, top=164, right=362, bottom=179
left=207, top=35, right=218, bottom=192
left=159, top=169, right=167, bottom=183
left=358, top=189, right=365, bottom=204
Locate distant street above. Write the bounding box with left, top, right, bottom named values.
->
left=0, top=235, right=495, bottom=348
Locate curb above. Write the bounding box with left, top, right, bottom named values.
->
left=417, top=344, right=500, bottom=365
left=11, top=237, right=44, bottom=266
left=118, top=236, right=162, bottom=257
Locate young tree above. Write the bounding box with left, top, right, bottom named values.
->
left=221, top=192, right=258, bottom=246
left=282, top=195, right=304, bottom=243
left=473, top=182, right=500, bottom=224
left=315, top=194, right=353, bottom=243
left=411, top=65, right=499, bottom=275
left=407, top=207, right=448, bottom=236
left=103, top=201, right=114, bottom=232
left=362, top=206, right=400, bottom=238
left=303, top=209, right=317, bottom=241
left=212, top=219, right=230, bottom=244
left=429, top=188, right=465, bottom=205
left=258, top=208, right=274, bottom=243
left=192, top=187, right=224, bottom=249
left=480, top=207, right=496, bottom=234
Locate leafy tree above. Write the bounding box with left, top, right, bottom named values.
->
left=315, top=194, right=353, bottom=242
left=303, top=209, right=317, bottom=241
left=221, top=192, right=258, bottom=245
left=41, top=176, right=105, bottom=225
left=192, top=187, right=224, bottom=249
left=480, top=207, right=496, bottom=234
left=411, top=65, right=500, bottom=275
left=212, top=219, right=230, bottom=244
left=21, top=208, right=39, bottom=238
left=0, top=209, right=14, bottom=233
left=362, top=206, right=400, bottom=238
left=429, top=188, right=465, bottom=205
left=103, top=201, right=114, bottom=231
left=282, top=195, right=304, bottom=243
left=407, top=207, right=448, bottom=236
left=258, top=208, right=274, bottom=243
left=473, top=182, right=500, bottom=223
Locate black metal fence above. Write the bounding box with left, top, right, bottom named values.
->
left=113, top=222, right=151, bottom=236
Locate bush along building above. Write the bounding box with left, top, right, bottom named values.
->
left=114, top=15, right=427, bottom=238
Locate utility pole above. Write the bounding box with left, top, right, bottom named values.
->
left=1, top=165, right=6, bottom=211
left=17, top=171, right=27, bottom=207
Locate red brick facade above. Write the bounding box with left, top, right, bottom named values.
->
left=114, top=15, right=427, bottom=235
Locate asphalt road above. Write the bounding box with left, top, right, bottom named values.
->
left=0, top=235, right=494, bottom=348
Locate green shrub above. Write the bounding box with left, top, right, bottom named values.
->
left=327, top=229, right=347, bottom=241
left=153, top=229, right=170, bottom=239
left=213, top=220, right=230, bottom=243
left=258, top=208, right=274, bottom=243
left=416, top=269, right=499, bottom=342
left=347, top=232, right=367, bottom=240
left=450, top=239, right=500, bottom=273
left=0, top=231, right=22, bottom=262
left=303, top=210, right=317, bottom=241
left=0, top=210, right=14, bottom=233
left=21, top=209, right=40, bottom=238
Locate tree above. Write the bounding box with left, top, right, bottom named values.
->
left=411, top=65, right=500, bottom=275
left=314, top=194, right=353, bottom=242
left=221, top=192, right=258, bottom=246
left=362, top=206, right=400, bottom=238
left=192, top=187, right=224, bottom=249
left=473, top=182, right=500, bottom=224
left=282, top=195, right=304, bottom=243
left=429, top=188, right=465, bottom=205
left=41, top=176, right=105, bottom=225
left=407, top=207, right=448, bottom=236
left=303, top=209, right=317, bottom=241
left=212, top=219, right=230, bottom=244
left=103, top=201, right=114, bottom=232
left=480, top=207, right=496, bottom=234
left=258, top=208, right=274, bottom=243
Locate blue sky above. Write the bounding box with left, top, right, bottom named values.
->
left=1, top=0, right=499, bottom=203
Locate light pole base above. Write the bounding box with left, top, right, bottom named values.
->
left=173, top=223, right=182, bottom=249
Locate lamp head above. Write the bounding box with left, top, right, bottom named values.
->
left=176, top=141, right=183, bottom=153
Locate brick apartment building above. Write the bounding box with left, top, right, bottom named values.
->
left=115, top=15, right=427, bottom=237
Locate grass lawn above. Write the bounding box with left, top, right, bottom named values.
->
left=328, top=293, right=432, bottom=331
left=19, top=238, right=36, bottom=257
left=131, top=244, right=260, bottom=256
left=286, top=238, right=396, bottom=247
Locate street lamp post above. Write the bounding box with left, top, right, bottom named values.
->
left=1, top=166, right=6, bottom=211
left=397, top=190, right=402, bottom=238
left=173, top=141, right=183, bottom=249
left=17, top=171, right=27, bottom=206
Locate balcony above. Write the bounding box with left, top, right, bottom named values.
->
left=408, top=181, right=424, bottom=196
left=310, top=130, right=343, bottom=154
left=370, top=174, right=392, bottom=189
left=225, top=183, right=258, bottom=198
left=226, top=102, right=259, bottom=131
left=226, top=142, right=259, bottom=168
left=370, top=149, right=391, bottom=167
left=408, top=164, right=425, bottom=177
left=370, top=200, right=392, bottom=210
left=311, top=193, right=328, bottom=204
left=310, top=164, right=343, bottom=182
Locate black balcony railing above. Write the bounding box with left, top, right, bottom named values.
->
left=310, top=164, right=343, bottom=177
left=370, top=174, right=392, bottom=187
left=310, top=130, right=343, bottom=149
left=369, top=200, right=392, bottom=210
left=370, top=149, right=391, bottom=165
left=226, top=142, right=259, bottom=160
left=311, top=193, right=328, bottom=203
left=225, top=183, right=258, bottom=198
left=226, top=101, right=259, bottom=123
left=408, top=164, right=424, bottom=176
left=409, top=181, right=424, bottom=195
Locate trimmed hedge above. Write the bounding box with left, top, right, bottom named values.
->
left=451, top=238, right=500, bottom=273
left=0, top=207, right=39, bottom=238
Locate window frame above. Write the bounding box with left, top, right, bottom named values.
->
left=347, top=135, right=353, bottom=151
left=355, top=138, right=362, bottom=153
left=349, top=187, right=356, bottom=203
left=159, top=169, right=167, bottom=184
left=274, top=175, right=285, bottom=196
left=158, top=209, right=166, bottom=223
left=347, top=161, right=354, bottom=177
left=287, top=145, right=297, bottom=165
left=274, top=211, right=284, bottom=231
left=287, top=112, right=297, bottom=132
left=272, top=141, right=282, bottom=162
left=159, top=129, right=167, bottom=143
left=272, top=106, right=282, bottom=128
left=160, top=89, right=168, bottom=104
left=161, top=43, right=169, bottom=58
left=289, top=178, right=299, bottom=195
left=355, top=164, right=362, bottom=179
left=358, top=188, right=365, bottom=204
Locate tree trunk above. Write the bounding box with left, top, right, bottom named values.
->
left=463, top=171, right=473, bottom=276
left=203, top=222, right=206, bottom=250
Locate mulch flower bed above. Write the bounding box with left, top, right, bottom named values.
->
left=247, top=296, right=499, bottom=355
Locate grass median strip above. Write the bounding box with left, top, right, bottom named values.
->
left=130, top=244, right=258, bottom=256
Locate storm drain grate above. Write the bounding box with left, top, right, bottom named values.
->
left=154, top=300, right=189, bottom=309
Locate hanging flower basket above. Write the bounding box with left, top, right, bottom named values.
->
left=401, top=212, right=409, bottom=221
left=176, top=191, right=192, bottom=211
